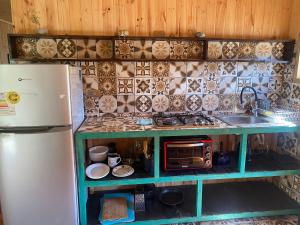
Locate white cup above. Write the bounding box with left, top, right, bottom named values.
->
left=108, top=153, right=121, bottom=168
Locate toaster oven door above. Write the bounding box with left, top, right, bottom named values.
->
left=164, top=141, right=207, bottom=170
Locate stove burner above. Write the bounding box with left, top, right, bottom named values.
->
left=153, top=113, right=217, bottom=127
left=162, top=117, right=180, bottom=125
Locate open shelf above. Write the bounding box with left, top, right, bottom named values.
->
left=87, top=185, right=196, bottom=224
left=85, top=163, right=153, bottom=182
left=202, top=181, right=300, bottom=216
left=246, top=151, right=300, bottom=172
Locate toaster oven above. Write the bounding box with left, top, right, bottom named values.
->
left=162, top=136, right=213, bottom=171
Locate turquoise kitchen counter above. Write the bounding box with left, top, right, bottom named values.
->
left=75, top=116, right=300, bottom=225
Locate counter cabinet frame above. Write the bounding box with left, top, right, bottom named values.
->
left=75, top=125, right=300, bottom=225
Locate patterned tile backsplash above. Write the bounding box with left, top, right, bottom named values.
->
left=79, top=60, right=289, bottom=117
left=9, top=35, right=297, bottom=117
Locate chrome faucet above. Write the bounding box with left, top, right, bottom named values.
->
left=240, top=86, right=258, bottom=117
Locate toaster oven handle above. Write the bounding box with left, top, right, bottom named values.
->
left=166, top=143, right=205, bottom=148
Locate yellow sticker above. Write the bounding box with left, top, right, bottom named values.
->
left=6, top=91, right=20, bottom=104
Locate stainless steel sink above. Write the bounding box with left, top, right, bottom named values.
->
left=218, top=114, right=272, bottom=125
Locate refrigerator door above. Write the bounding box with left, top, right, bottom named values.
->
left=0, top=64, right=72, bottom=127
left=0, top=128, right=78, bottom=225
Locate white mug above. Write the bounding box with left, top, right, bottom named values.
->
left=108, top=153, right=121, bottom=168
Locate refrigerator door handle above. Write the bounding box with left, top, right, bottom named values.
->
left=0, top=126, right=71, bottom=133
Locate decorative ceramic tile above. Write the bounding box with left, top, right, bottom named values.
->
left=135, top=95, right=152, bottom=112
left=188, top=41, right=204, bottom=59
left=115, top=40, right=134, bottom=59
left=152, top=95, right=169, bottom=112
left=219, top=94, right=236, bottom=111
left=252, top=76, right=269, bottom=93
left=117, top=78, right=134, bottom=95
left=205, top=62, right=222, bottom=77
left=238, top=93, right=256, bottom=110
left=237, top=62, right=254, bottom=77
left=134, top=40, right=152, bottom=59
left=97, top=62, right=116, bottom=77
left=152, top=62, right=170, bottom=77
left=136, top=62, right=151, bottom=77
left=36, top=38, right=57, bottom=58
left=16, top=37, right=38, bottom=58
left=267, top=92, right=281, bottom=107
left=268, top=76, right=283, bottom=92
left=292, top=83, right=300, bottom=99
left=116, top=112, right=135, bottom=117
left=257, top=92, right=268, bottom=101
left=271, top=63, right=285, bottom=76
left=283, top=64, right=295, bottom=82
left=169, top=78, right=186, bottom=95
left=187, top=78, right=202, bottom=94
left=222, top=42, right=239, bottom=59
left=61, top=61, right=78, bottom=66
left=80, top=61, right=96, bottom=75
left=255, top=42, right=272, bottom=60
left=135, top=78, right=152, bottom=95
left=83, top=75, right=99, bottom=97
left=152, top=41, right=170, bottom=60
left=96, top=40, right=113, bottom=59
left=187, top=62, right=206, bottom=77
left=272, top=42, right=285, bottom=60
left=186, top=94, right=202, bottom=111
left=203, top=77, right=220, bottom=94
left=253, top=63, right=272, bottom=76
left=117, top=95, right=135, bottom=113
left=238, top=42, right=256, bottom=59
left=169, top=95, right=186, bottom=112
left=236, top=77, right=252, bottom=92
left=219, top=76, right=237, bottom=94
left=170, top=62, right=187, bottom=77
left=57, top=39, right=77, bottom=58
left=202, top=94, right=219, bottom=111
left=152, top=77, right=169, bottom=95
left=221, top=62, right=237, bottom=76
left=281, top=82, right=292, bottom=99
left=98, top=77, right=117, bottom=95
left=116, top=62, right=135, bottom=77
left=84, top=96, right=99, bottom=116
left=98, top=95, right=117, bottom=113
left=76, top=39, right=96, bottom=59
left=207, top=41, right=222, bottom=59
left=170, top=41, right=188, bottom=59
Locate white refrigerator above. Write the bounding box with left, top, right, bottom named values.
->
left=0, top=64, right=84, bottom=225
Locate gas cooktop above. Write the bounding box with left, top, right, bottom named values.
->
left=153, top=113, right=218, bottom=127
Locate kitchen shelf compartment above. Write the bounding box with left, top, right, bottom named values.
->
left=246, top=151, right=300, bottom=172
left=245, top=133, right=300, bottom=172
left=202, top=181, right=300, bottom=216
left=160, top=134, right=240, bottom=177
left=87, top=185, right=197, bottom=224
left=84, top=137, right=155, bottom=182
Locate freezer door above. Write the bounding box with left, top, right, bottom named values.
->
left=0, top=64, right=72, bottom=127
left=0, top=128, right=79, bottom=225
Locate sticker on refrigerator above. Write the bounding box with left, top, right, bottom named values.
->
left=6, top=91, right=20, bottom=104
left=0, top=93, right=16, bottom=116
